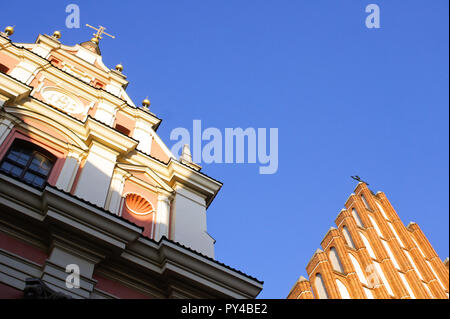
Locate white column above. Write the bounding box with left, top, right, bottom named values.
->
left=74, top=142, right=118, bottom=207
left=104, top=169, right=129, bottom=215
left=0, top=118, right=14, bottom=145
left=132, top=118, right=153, bottom=154
left=55, top=150, right=84, bottom=192
left=154, top=193, right=171, bottom=241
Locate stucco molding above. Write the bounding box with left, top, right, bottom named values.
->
left=0, top=173, right=262, bottom=298
left=0, top=72, right=32, bottom=106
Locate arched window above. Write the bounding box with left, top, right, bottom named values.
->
left=410, top=236, right=425, bottom=258
left=336, top=279, right=351, bottom=299
left=387, top=221, right=405, bottom=248
left=342, top=226, right=355, bottom=249
left=352, top=208, right=364, bottom=228
left=375, top=201, right=390, bottom=220
left=404, top=250, right=424, bottom=280
left=0, top=63, right=9, bottom=74
left=329, top=247, right=344, bottom=273
left=348, top=253, right=367, bottom=285
left=0, top=140, right=55, bottom=188
left=361, top=194, right=371, bottom=210
left=360, top=232, right=376, bottom=259
left=314, top=273, right=329, bottom=299
left=381, top=239, right=400, bottom=270
left=368, top=214, right=384, bottom=238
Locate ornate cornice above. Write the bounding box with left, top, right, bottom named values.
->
left=0, top=173, right=263, bottom=298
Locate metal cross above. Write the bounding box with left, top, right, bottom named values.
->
left=85, top=24, right=115, bottom=41
left=351, top=175, right=369, bottom=185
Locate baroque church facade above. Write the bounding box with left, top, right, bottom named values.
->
left=0, top=26, right=263, bottom=299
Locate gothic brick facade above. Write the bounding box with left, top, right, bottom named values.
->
left=288, top=182, right=449, bottom=299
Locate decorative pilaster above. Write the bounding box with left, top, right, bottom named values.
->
left=74, top=141, right=118, bottom=207
left=94, top=100, right=118, bottom=126
left=104, top=168, right=130, bottom=215
left=153, top=193, right=171, bottom=242
left=132, top=118, right=153, bottom=154
left=55, top=147, right=85, bottom=192
left=0, top=117, right=15, bottom=145
left=9, top=61, right=40, bottom=85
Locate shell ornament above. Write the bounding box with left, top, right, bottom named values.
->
left=125, top=193, right=155, bottom=216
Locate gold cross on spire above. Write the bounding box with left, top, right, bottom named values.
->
left=85, top=24, right=115, bottom=44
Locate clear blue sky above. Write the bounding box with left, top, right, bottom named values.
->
left=1, top=1, right=448, bottom=298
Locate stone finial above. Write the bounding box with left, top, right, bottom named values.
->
left=298, top=276, right=309, bottom=282
left=179, top=144, right=202, bottom=171
left=181, top=144, right=192, bottom=162
left=407, top=221, right=417, bottom=228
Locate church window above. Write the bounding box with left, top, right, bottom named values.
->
left=342, top=226, right=356, bottom=249
left=0, top=140, right=55, bottom=188
left=329, top=247, right=344, bottom=273
left=360, top=232, right=377, bottom=259
left=361, top=194, right=371, bottom=210
left=336, top=279, right=351, bottom=299
left=352, top=208, right=365, bottom=228
left=314, top=273, right=329, bottom=299
left=0, top=63, right=9, bottom=74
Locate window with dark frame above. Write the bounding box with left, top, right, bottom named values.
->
left=0, top=63, right=9, bottom=74
left=0, top=140, right=56, bottom=188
